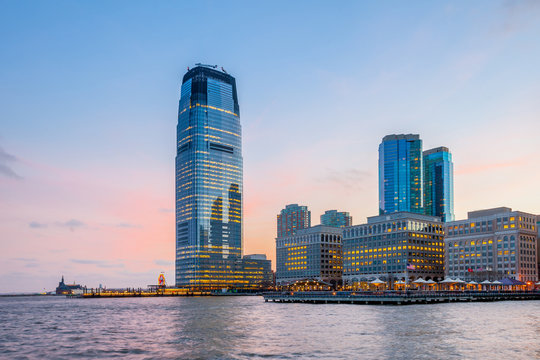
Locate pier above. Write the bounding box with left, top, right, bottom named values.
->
left=263, top=290, right=540, bottom=305
left=80, top=288, right=211, bottom=298
left=77, top=288, right=264, bottom=298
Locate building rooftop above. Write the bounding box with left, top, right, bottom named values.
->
left=423, top=146, right=450, bottom=156
left=382, top=134, right=420, bottom=142
left=182, top=64, right=235, bottom=84
left=467, top=207, right=513, bottom=219
left=366, top=211, right=441, bottom=224
left=243, top=254, right=267, bottom=260
left=294, top=225, right=343, bottom=235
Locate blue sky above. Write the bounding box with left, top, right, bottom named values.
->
left=1, top=1, right=539, bottom=292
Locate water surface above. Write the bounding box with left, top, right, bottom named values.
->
left=1, top=296, right=539, bottom=359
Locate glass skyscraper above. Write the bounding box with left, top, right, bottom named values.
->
left=175, top=65, right=243, bottom=289
left=378, top=134, right=423, bottom=215
left=320, top=210, right=352, bottom=228
left=423, top=147, right=454, bottom=222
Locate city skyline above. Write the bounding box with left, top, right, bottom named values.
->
left=1, top=1, right=540, bottom=292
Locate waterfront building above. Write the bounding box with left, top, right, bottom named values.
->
left=320, top=210, right=352, bottom=228
left=277, top=204, right=311, bottom=238
left=276, top=225, right=343, bottom=287
left=423, top=147, right=454, bottom=222
left=537, top=215, right=540, bottom=279
left=342, top=212, right=445, bottom=286
left=378, top=134, right=423, bottom=215
left=445, top=208, right=538, bottom=283
left=175, top=65, right=243, bottom=289
left=237, top=255, right=274, bottom=290
left=55, top=276, right=83, bottom=295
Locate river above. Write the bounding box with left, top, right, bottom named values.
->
left=0, top=296, right=539, bottom=359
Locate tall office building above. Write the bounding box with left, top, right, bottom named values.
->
left=423, top=147, right=454, bottom=222
left=321, top=210, right=352, bottom=228
left=379, top=134, right=423, bottom=215
left=175, top=65, right=243, bottom=288
left=277, top=204, right=311, bottom=238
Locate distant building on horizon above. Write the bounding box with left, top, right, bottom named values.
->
left=276, top=225, right=343, bottom=288
left=320, top=210, right=352, bottom=228
left=55, top=276, right=83, bottom=295
left=423, top=147, right=454, bottom=222
left=378, top=134, right=423, bottom=215
left=445, top=207, right=538, bottom=283
left=175, top=65, right=243, bottom=289
left=277, top=204, right=311, bottom=238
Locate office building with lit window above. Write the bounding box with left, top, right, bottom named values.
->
left=276, top=225, right=343, bottom=287
left=342, top=212, right=445, bottom=286
left=423, top=147, right=454, bottom=222
left=277, top=204, right=311, bottom=238
left=537, top=215, right=540, bottom=279
left=238, top=255, right=274, bottom=289
left=379, top=134, right=423, bottom=215
left=175, top=65, right=244, bottom=289
left=320, top=210, right=352, bottom=228
left=445, top=208, right=538, bottom=283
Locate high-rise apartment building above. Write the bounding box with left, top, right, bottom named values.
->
left=378, top=134, right=423, bottom=215
left=175, top=65, right=243, bottom=289
left=277, top=204, right=311, bottom=238
left=445, top=208, right=538, bottom=283
left=320, top=210, right=352, bottom=228
left=423, top=147, right=454, bottom=222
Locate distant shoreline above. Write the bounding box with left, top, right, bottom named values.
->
left=0, top=294, right=57, bottom=297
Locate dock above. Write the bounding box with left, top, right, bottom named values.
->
left=81, top=289, right=211, bottom=298
left=77, top=288, right=264, bottom=298
left=263, top=291, right=540, bottom=305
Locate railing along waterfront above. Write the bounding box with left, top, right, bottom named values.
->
left=263, top=290, right=540, bottom=305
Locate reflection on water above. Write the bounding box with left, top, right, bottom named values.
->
left=0, top=296, right=539, bottom=359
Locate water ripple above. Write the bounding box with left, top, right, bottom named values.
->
left=0, top=296, right=538, bottom=359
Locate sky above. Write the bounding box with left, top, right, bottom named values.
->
left=1, top=1, right=539, bottom=293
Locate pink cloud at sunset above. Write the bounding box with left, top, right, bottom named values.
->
left=0, top=157, right=175, bottom=292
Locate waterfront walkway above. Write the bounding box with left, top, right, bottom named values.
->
left=263, top=290, right=540, bottom=305
left=79, top=289, right=262, bottom=298
left=81, top=289, right=210, bottom=298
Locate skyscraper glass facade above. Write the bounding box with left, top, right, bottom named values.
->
left=320, top=210, right=352, bottom=228
left=175, top=65, right=243, bottom=288
left=378, top=134, right=423, bottom=215
left=277, top=204, right=311, bottom=238
left=423, top=147, right=454, bottom=222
